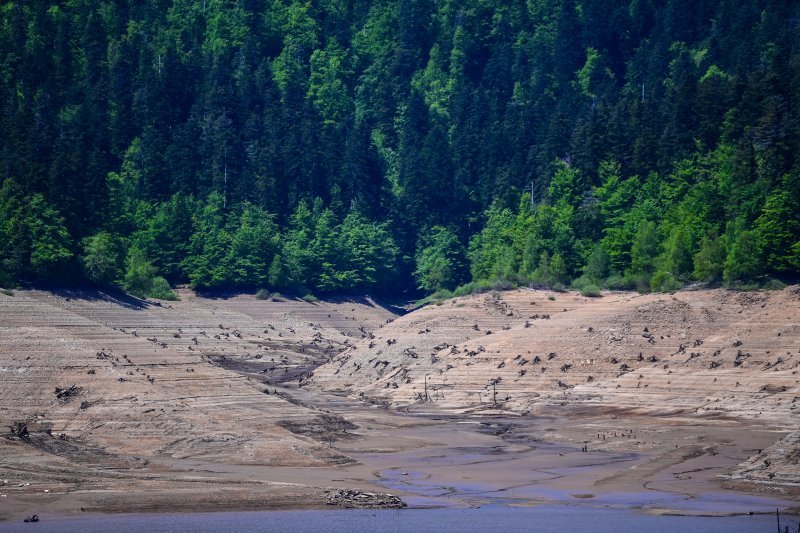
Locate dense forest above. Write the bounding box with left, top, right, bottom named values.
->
left=1, top=1, right=798, bottom=298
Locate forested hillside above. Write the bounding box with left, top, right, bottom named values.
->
left=1, top=1, right=798, bottom=296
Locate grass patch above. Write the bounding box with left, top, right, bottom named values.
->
left=301, top=293, right=319, bottom=303
left=0, top=288, right=13, bottom=296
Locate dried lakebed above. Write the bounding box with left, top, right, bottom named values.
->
left=1, top=287, right=799, bottom=525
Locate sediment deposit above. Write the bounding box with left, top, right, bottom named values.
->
left=1, top=286, right=799, bottom=521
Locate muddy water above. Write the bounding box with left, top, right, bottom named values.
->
left=0, top=506, right=784, bottom=533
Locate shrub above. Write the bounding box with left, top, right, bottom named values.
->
left=622, top=272, right=652, bottom=293
left=763, top=278, right=787, bottom=291
left=414, top=226, right=468, bottom=292
left=570, top=274, right=592, bottom=291
left=301, top=293, right=319, bottom=303
left=148, top=276, right=178, bottom=300
left=256, top=289, right=286, bottom=301
left=81, top=232, right=123, bottom=285
left=579, top=284, right=602, bottom=297
left=452, top=278, right=518, bottom=297
left=604, top=273, right=634, bottom=291
left=650, top=271, right=683, bottom=292
left=0, top=269, right=15, bottom=290
left=123, top=246, right=177, bottom=300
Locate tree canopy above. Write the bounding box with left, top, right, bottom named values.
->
left=0, top=1, right=798, bottom=294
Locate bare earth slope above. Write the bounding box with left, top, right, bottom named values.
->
left=2, top=286, right=799, bottom=522
left=0, top=288, right=398, bottom=518
left=310, top=287, right=800, bottom=492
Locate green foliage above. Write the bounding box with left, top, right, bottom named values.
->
left=468, top=202, right=516, bottom=281
left=282, top=202, right=399, bottom=292
left=630, top=221, right=660, bottom=279
left=27, top=195, right=73, bottom=278
left=0, top=1, right=799, bottom=295
left=579, top=283, right=602, bottom=297
left=308, top=40, right=351, bottom=126
left=0, top=179, right=26, bottom=282
left=451, top=278, right=518, bottom=298
left=336, top=212, right=399, bottom=290
left=754, top=175, right=800, bottom=273
left=650, top=271, right=683, bottom=292
left=548, top=161, right=584, bottom=209
left=255, top=290, right=285, bottom=302
left=584, top=244, right=610, bottom=282
left=224, top=204, right=280, bottom=288
left=693, top=235, right=726, bottom=283
left=131, top=194, right=197, bottom=282
left=182, top=193, right=230, bottom=288
left=723, top=224, right=763, bottom=285
left=415, top=226, right=467, bottom=292
left=530, top=251, right=567, bottom=289
left=283, top=200, right=317, bottom=289
left=81, top=232, right=123, bottom=285
left=123, top=246, right=176, bottom=300
left=148, top=276, right=179, bottom=301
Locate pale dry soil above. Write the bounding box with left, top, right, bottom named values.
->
left=1, top=286, right=799, bottom=523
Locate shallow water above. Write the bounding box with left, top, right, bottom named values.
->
left=0, top=505, right=788, bottom=533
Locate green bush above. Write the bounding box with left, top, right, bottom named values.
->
left=570, top=274, right=592, bottom=291
left=452, top=278, right=518, bottom=297
left=256, top=289, right=286, bottom=301
left=763, top=278, right=787, bottom=291
left=123, top=246, right=177, bottom=300
left=0, top=269, right=14, bottom=290
left=604, top=273, right=635, bottom=291
left=255, top=288, right=270, bottom=300
left=622, top=272, right=652, bottom=293
left=301, top=293, right=319, bottom=303
left=81, top=232, right=123, bottom=285
left=148, top=276, right=178, bottom=300
left=579, top=284, right=602, bottom=297
left=650, top=271, right=683, bottom=292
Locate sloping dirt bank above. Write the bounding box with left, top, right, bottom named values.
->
left=0, top=288, right=400, bottom=521
left=1, top=286, right=799, bottom=522
left=309, top=286, right=800, bottom=496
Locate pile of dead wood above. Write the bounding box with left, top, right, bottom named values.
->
left=55, top=384, right=81, bottom=401
left=325, top=489, right=406, bottom=509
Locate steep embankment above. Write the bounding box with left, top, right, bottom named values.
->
left=0, top=288, right=398, bottom=515
left=310, top=286, right=800, bottom=489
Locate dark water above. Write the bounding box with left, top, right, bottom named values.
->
left=0, top=505, right=787, bottom=533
